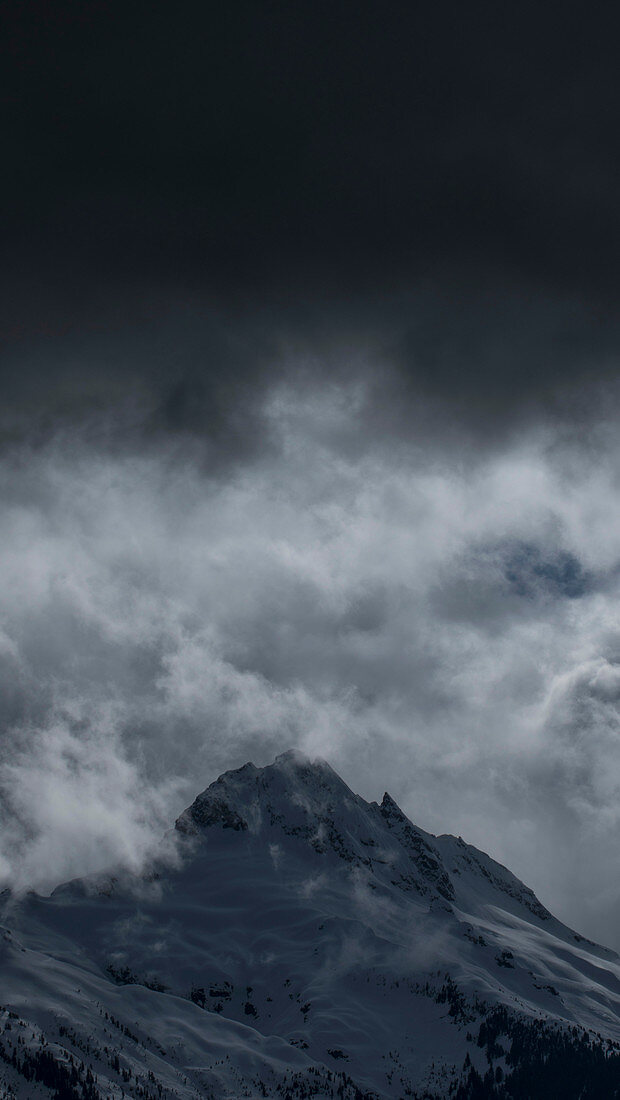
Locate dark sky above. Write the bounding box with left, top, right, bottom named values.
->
left=4, top=1, right=620, bottom=440
left=3, top=2, right=620, bottom=947
left=5, top=3, right=620, bottom=289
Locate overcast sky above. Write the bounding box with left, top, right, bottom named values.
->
left=3, top=2, right=620, bottom=947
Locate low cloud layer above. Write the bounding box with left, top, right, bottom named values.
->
left=2, top=365, right=620, bottom=947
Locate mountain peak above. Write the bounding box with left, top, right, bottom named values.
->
left=380, top=791, right=403, bottom=815
left=7, top=750, right=620, bottom=1100
left=173, top=751, right=566, bottom=939
left=174, top=749, right=352, bottom=838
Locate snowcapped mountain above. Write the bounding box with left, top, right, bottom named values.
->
left=3, top=749, right=620, bottom=1098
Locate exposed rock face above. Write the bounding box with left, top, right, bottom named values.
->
left=175, top=794, right=249, bottom=834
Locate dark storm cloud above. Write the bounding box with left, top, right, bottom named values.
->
left=3, top=0, right=620, bottom=451
left=0, top=287, right=286, bottom=467
left=2, top=278, right=619, bottom=467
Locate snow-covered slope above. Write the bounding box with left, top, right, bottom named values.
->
left=3, top=750, right=620, bottom=1098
